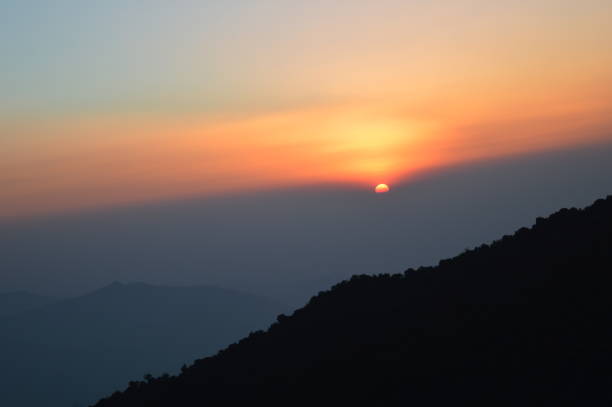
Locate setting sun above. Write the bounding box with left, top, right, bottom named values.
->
left=375, top=184, right=390, bottom=194
left=1, top=0, right=611, bottom=222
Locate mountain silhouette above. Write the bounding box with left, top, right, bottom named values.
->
left=0, top=283, right=287, bottom=407
left=92, top=195, right=612, bottom=406
left=0, top=291, right=57, bottom=318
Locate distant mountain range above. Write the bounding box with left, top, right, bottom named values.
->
left=93, top=195, right=612, bottom=406
left=0, top=291, right=57, bottom=318
left=0, top=283, right=287, bottom=407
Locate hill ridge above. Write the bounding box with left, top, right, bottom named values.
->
left=93, top=194, right=612, bottom=406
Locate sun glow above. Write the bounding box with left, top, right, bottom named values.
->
left=2, top=1, right=612, bottom=220
left=375, top=184, right=390, bottom=194
left=2, top=99, right=611, bottom=220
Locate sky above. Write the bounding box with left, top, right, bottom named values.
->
left=1, top=0, right=612, bottom=219
left=2, top=142, right=612, bottom=303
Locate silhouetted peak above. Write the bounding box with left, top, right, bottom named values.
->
left=1, top=279, right=286, bottom=407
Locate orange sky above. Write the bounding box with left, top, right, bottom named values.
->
left=3, top=98, right=611, bottom=220
left=1, top=1, right=612, bottom=220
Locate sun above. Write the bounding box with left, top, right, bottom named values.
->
left=375, top=184, right=390, bottom=194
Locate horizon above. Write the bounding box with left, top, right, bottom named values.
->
left=3, top=140, right=611, bottom=303
left=3, top=138, right=611, bottom=226
left=2, top=1, right=612, bottom=220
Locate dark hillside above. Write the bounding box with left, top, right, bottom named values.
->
left=93, top=195, right=612, bottom=406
